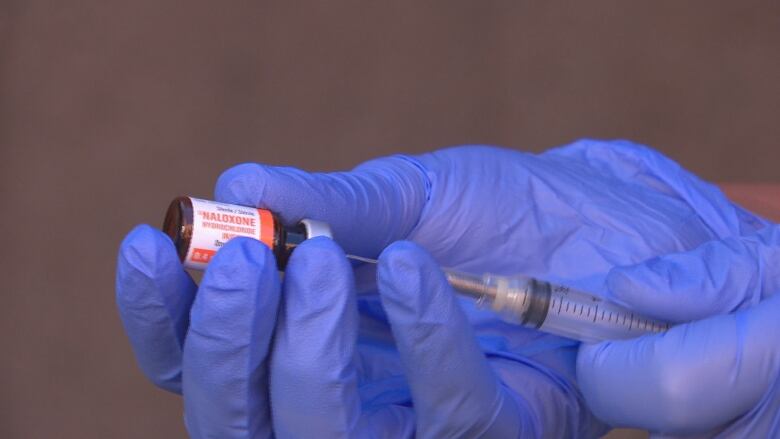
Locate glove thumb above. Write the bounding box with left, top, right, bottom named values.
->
left=214, top=156, right=430, bottom=258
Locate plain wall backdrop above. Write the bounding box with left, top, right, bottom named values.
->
left=1, top=2, right=778, bottom=438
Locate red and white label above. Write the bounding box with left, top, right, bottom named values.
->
left=184, top=197, right=275, bottom=269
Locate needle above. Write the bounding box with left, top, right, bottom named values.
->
left=343, top=254, right=497, bottom=301
left=344, top=254, right=379, bottom=265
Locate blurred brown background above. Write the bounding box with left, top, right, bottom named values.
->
left=1, top=2, right=778, bottom=438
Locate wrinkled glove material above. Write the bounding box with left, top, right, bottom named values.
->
left=117, top=139, right=774, bottom=438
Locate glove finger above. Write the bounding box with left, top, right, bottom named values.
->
left=270, top=236, right=415, bottom=438
left=183, top=238, right=280, bottom=439
left=606, top=225, right=780, bottom=322
left=376, top=241, right=527, bottom=438
left=116, top=224, right=196, bottom=394
left=577, top=293, right=780, bottom=434
left=213, top=156, right=429, bottom=257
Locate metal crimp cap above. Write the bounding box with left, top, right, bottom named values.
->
left=299, top=218, right=333, bottom=240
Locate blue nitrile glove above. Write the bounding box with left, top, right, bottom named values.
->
left=116, top=139, right=770, bottom=438
left=577, top=225, right=780, bottom=437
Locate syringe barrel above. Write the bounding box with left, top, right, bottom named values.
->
left=535, top=283, right=670, bottom=342
left=447, top=271, right=670, bottom=343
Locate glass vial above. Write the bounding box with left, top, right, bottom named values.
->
left=162, top=196, right=331, bottom=270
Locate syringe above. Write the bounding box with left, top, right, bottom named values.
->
left=345, top=254, right=670, bottom=343
left=162, top=196, right=670, bottom=343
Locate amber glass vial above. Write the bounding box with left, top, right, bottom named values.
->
left=163, top=196, right=322, bottom=270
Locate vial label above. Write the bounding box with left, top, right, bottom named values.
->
left=185, top=198, right=275, bottom=269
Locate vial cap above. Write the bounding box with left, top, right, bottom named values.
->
left=299, top=219, right=333, bottom=240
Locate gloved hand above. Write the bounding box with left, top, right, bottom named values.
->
left=577, top=224, right=780, bottom=437
left=116, top=139, right=769, bottom=438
